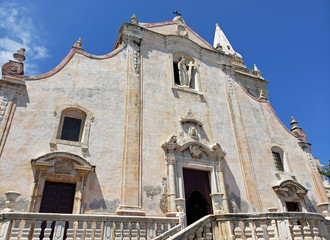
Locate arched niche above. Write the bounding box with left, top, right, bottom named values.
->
left=171, top=51, right=201, bottom=91
left=273, top=180, right=308, bottom=212
left=30, top=152, right=95, bottom=214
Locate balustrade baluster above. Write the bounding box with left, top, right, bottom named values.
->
left=94, top=221, right=102, bottom=240
left=9, top=219, right=21, bottom=240
left=203, top=223, right=212, bottom=240
left=32, top=220, right=42, bottom=240
left=156, top=222, right=163, bottom=236
left=139, top=222, right=147, bottom=240
left=301, top=219, right=313, bottom=240
left=118, top=222, right=124, bottom=239
left=66, top=220, right=75, bottom=240
left=122, top=222, right=130, bottom=239
left=85, top=221, right=93, bottom=240
left=42, top=221, right=52, bottom=240
left=233, top=220, right=243, bottom=240
left=195, top=227, right=204, bottom=240
left=243, top=220, right=253, bottom=240
left=291, top=218, right=303, bottom=240
left=127, top=222, right=132, bottom=239
left=103, top=222, right=114, bottom=240
left=131, top=222, right=139, bottom=239
left=266, top=219, right=276, bottom=240
left=76, top=220, right=84, bottom=240
left=255, top=220, right=265, bottom=240
left=310, top=219, right=321, bottom=240
left=21, top=220, right=31, bottom=240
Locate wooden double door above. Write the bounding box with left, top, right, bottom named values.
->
left=39, top=181, right=76, bottom=214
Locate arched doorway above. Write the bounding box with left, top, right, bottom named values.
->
left=183, top=168, right=212, bottom=225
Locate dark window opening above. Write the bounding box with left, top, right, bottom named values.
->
left=173, top=62, right=180, bottom=85
left=61, top=116, right=82, bottom=142
left=272, top=151, right=284, bottom=171
left=286, top=201, right=300, bottom=212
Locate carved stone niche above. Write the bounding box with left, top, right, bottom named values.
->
left=273, top=180, right=308, bottom=212
left=30, top=152, right=95, bottom=214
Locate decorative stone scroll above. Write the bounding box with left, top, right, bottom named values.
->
left=1, top=48, right=25, bottom=77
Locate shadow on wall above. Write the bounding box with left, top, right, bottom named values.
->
left=84, top=172, right=120, bottom=213
left=222, top=159, right=251, bottom=213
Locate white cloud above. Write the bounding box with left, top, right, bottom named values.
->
left=0, top=2, right=49, bottom=75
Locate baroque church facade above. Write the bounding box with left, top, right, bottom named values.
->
left=0, top=15, right=329, bottom=239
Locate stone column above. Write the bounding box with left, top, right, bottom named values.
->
left=166, top=157, right=177, bottom=213
left=117, top=34, right=145, bottom=215
left=162, top=136, right=179, bottom=215
left=222, top=64, right=262, bottom=212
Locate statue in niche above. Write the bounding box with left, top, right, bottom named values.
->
left=178, top=56, right=196, bottom=87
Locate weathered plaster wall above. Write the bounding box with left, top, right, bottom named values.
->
left=0, top=22, right=326, bottom=217
left=0, top=50, right=128, bottom=213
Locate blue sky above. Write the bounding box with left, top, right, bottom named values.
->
left=0, top=0, right=329, bottom=166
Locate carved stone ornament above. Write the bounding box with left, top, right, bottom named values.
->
left=54, top=159, right=74, bottom=174
left=1, top=48, right=25, bottom=77
left=290, top=116, right=307, bottom=142
left=189, top=145, right=203, bottom=159
left=176, top=24, right=188, bottom=36
left=0, top=97, right=9, bottom=123
left=73, top=38, right=83, bottom=49
left=130, top=14, right=138, bottom=24
left=180, top=110, right=203, bottom=127
left=188, top=126, right=198, bottom=139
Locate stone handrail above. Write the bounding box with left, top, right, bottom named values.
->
left=167, top=215, right=215, bottom=240
left=153, top=224, right=182, bottom=240
left=216, top=212, right=330, bottom=240
left=0, top=212, right=179, bottom=240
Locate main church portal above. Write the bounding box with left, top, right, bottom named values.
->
left=183, top=168, right=212, bottom=225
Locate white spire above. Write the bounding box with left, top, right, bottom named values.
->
left=213, top=23, right=236, bottom=56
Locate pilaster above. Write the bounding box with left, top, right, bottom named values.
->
left=0, top=49, right=26, bottom=158
left=222, top=63, right=262, bottom=212
left=117, top=34, right=145, bottom=215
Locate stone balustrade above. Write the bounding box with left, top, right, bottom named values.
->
left=0, top=212, right=178, bottom=240
left=1, top=212, right=329, bottom=239
left=216, top=212, right=330, bottom=240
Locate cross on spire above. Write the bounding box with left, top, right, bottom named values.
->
left=173, top=11, right=181, bottom=16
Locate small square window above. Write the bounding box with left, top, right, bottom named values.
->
left=285, top=202, right=300, bottom=212
left=60, top=117, right=82, bottom=142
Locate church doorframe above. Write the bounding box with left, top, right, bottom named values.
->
left=30, top=152, right=95, bottom=214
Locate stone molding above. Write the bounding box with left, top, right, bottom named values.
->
left=24, top=44, right=125, bottom=81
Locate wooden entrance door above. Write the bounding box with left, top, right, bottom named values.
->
left=183, top=168, right=212, bottom=225
left=39, top=182, right=76, bottom=213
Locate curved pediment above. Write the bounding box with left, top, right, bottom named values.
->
left=31, top=152, right=95, bottom=172
left=273, top=180, right=308, bottom=197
